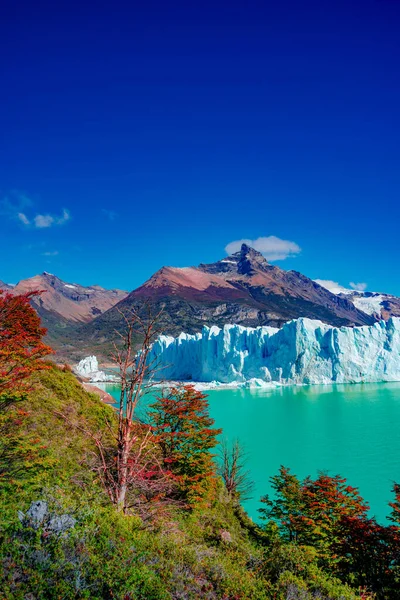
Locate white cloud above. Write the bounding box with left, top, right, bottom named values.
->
left=18, top=212, right=30, bottom=225
left=34, top=214, right=54, bottom=228
left=225, top=235, right=301, bottom=261
left=42, top=250, right=59, bottom=256
left=350, top=281, right=368, bottom=292
left=33, top=208, right=70, bottom=228
left=314, top=279, right=350, bottom=294
left=315, top=279, right=368, bottom=295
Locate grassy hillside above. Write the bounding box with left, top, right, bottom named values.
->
left=0, top=366, right=364, bottom=599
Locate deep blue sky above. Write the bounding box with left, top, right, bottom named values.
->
left=1, top=0, right=399, bottom=294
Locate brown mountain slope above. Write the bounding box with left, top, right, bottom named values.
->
left=82, top=244, right=375, bottom=349
left=9, top=272, right=128, bottom=324
left=0, top=273, right=128, bottom=360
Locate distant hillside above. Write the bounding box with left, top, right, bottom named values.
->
left=0, top=273, right=128, bottom=358
left=6, top=272, right=127, bottom=323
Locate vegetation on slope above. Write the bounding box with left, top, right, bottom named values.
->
left=1, top=366, right=362, bottom=599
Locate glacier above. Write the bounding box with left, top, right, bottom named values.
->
left=75, top=356, right=119, bottom=383
left=148, top=317, right=400, bottom=386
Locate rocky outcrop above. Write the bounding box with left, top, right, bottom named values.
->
left=19, top=501, right=76, bottom=534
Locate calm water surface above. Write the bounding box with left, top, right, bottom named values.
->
left=104, top=382, right=400, bottom=523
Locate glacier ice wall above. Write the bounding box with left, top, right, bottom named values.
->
left=148, top=318, right=400, bottom=385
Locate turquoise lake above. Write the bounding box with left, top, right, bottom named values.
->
left=104, top=382, right=400, bottom=523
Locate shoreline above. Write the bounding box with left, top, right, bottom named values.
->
left=98, top=377, right=400, bottom=393
left=79, top=380, right=116, bottom=403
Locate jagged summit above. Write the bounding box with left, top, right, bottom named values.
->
left=234, top=243, right=271, bottom=275
left=199, top=243, right=271, bottom=277
left=237, top=242, right=266, bottom=261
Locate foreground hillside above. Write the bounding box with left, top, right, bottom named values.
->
left=1, top=366, right=365, bottom=599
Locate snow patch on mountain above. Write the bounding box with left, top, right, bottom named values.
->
left=314, top=279, right=389, bottom=318
left=149, top=318, right=400, bottom=386
left=352, top=295, right=385, bottom=316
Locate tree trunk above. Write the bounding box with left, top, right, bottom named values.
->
left=116, top=422, right=131, bottom=512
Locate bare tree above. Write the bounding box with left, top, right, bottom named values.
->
left=111, top=305, right=164, bottom=512
left=54, top=407, right=176, bottom=518
left=219, top=438, right=254, bottom=502
left=55, top=304, right=174, bottom=516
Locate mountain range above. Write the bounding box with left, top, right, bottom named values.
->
left=0, top=273, right=127, bottom=354
left=2, top=244, right=400, bottom=360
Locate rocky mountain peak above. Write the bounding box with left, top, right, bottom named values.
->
left=233, top=243, right=270, bottom=276
left=239, top=243, right=259, bottom=256
left=199, top=244, right=270, bottom=277
left=40, top=272, right=62, bottom=287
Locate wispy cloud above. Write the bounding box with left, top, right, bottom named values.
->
left=0, top=192, right=71, bottom=229
left=42, top=250, right=59, bottom=256
left=315, top=279, right=368, bottom=294
left=17, top=212, right=30, bottom=225
left=350, top=281, right=368, bottom=292
left=101, top=208, right=118, bottom=221
left=314, top=279, right=349, bottom=294
left=34, top=208, right=70, bottom=228
left=225, top=235, right=301, bottom=261
left=0, top=191, right=32, bottom=221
